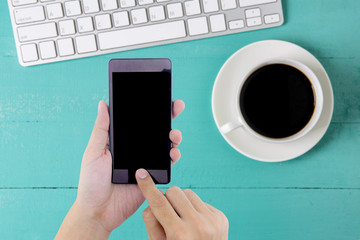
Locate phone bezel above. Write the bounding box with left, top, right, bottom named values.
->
left=109, top=58, right=172, bottom=184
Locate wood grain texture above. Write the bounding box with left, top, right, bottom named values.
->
left=0, top=123, right=359, bottom=188
left=0, top=189, right=359, bottom=240
left=0, top=0, right=360, bottom=239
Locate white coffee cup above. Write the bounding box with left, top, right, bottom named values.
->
left=220, top=58, right=324, bottom=143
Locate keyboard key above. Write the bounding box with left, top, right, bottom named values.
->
left=17, top=22, right=57, bottom=42
left=210, top=14, right=226, bottom=32
left=228, top=19, right=244, bottom=29
left=39, top=41, right=56, bottom=59
left=83, top=0, right=100, bottom=13
left=46, top=3, right=64, bottom=19
left=20, top=43, right=38, bottom=62
left=245, top=8, right=260, bottom=18
left=187, top=16, right=208, bottom=36
left=246, top=16, right=261, bottom=26
left=138, top=0, right=153, bottom=5
left=12, top=0, right=37, bottom=7
left=76, top=35, right=97, bottom=53
left=57, top=38, right=75, bottom=56
left=113, top=11, right=130, bottom=27
left=9, top=0, right=283, bottom=66
left=101, top=0, right=118, bottom=11
left=264, top=13, right=280, bottom=23
left=185, top=0, right=201, bottom=16
left=59, top=19, right=76, bottom=36
left=239, top=0, right=276, bottom=7
left=77, top=17, right=94, bottom=33
left=14, top=6, right=45, bottom=24
left=220, top=0, right=236, bottom=10
left=131, top=8, right=148, bottom=24
left=64, top=1, right=82, bottom=16
left=98, top=20, right=186, bottom=50
left=202, top=0, right=219, bottom=13
left=120, top=0, right=135, bottom=8
left=167, top=3, right=183, bottom=19
left=149, top=6, right=165, bottom=22
left=95, top=14, right=112, bottom=30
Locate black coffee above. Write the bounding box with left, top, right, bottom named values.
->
left=240, top=64, right=315, bottom=139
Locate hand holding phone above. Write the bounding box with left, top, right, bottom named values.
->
left=56, top=100, right=184, bottom=238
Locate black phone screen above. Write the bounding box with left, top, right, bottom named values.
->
left=111, top=71, right=172, bottom=184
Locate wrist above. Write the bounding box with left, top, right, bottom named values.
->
left=55, top=201, right=111, bottom=240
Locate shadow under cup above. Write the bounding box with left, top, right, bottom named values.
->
left=240, top=63, right=317, bottom=139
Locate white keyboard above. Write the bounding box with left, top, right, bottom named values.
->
left=8, top=0, right=283, bottom=66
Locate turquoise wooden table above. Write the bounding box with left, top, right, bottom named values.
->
left=1, top=0, right=359, bottom=239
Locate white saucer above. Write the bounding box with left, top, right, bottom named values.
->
left=211, top=40, right=334, bottom=162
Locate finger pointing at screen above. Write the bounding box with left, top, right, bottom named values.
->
left=135, top=169, right=229, bottom=240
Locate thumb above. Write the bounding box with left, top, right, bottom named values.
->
left=85, top=101, right=110, bottom=156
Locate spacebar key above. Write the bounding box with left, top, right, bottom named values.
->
left=239, top=0, right=276, bottom=7
left=98, top=21, right=186, bottom=50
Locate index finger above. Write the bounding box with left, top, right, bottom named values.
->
left=136, top=169, right=180, bottom=226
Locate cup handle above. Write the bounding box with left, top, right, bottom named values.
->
left=220, top=117, right=243, bottom=134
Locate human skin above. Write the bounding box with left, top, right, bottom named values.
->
left=136, top=168, right=229, bottom=240
left=55, top=100, right=185, bottom=239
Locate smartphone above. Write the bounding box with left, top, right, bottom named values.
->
left=109, top=59, right=172, bottom=184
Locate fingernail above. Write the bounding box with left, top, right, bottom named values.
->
left=136, top=169, right=148, bottom=179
